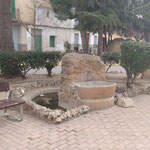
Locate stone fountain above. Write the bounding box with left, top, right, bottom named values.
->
left=59, top=53, right=116, bottom=110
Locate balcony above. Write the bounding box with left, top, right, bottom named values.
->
left=12, top=8, right=21, bottom=23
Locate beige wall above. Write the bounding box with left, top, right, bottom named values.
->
left=107, top=38, right=124, bottom=53
left=15, top=0, right=51, bottom=23
left=15, top=0, right=34, bottom=23
left=112, top=33, right=125, bottom=40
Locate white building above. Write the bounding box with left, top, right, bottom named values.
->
left=12, top=0, right=98, bottom=53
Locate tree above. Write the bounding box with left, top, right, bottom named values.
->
left=50, top=0, right=89, bottom=53
left=134, top=1, right=150, bottom=42
left=121, top=41, right=150, bottom=88
left=50, top=0, right=121, bottom=56
left=102, top=52, right=120, bottom=73
left=78, top=0, right=121, bottom=56
left=50, top=0, right=150, bottom=56
left=114, top=0, right=150, bottom=42
left=64, top=41, right=71, bottom=53
left=0, top=0, right=14, bottom=51
left=22, top=0, right=47, bottom=51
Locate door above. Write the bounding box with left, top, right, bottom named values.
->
left=94, top=36, right=98, bottom=48
left=86, top=33, right=90, bottom=45
left=74, top=33, right=79, bottom=51
left=31, top=29, right=42, bottom=51
left=36, top=35, right=42, bottom=51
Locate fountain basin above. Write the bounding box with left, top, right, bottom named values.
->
left=76, top=81, right=117, bottom=110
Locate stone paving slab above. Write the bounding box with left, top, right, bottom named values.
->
left=0, top=95, right=150, bottom=150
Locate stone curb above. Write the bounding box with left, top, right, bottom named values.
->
left=11, top=79, right=60, bottom=93
left=23, top=87, right=90, bottom=124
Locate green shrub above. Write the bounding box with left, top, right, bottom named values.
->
left=64, top=41, right=71, bottom=53
left=121, top=41, right=150, bottom=88
left=16, top=51, right=45, bottom=78
left=0, top=51, right=62, bottom=78
left=102, top=52, right=120, bottom=72
left=0, top=51, right=21, bottom=77
left=43, top=51, right=63, bottom=77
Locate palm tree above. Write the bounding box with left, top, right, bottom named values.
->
left=0, top=0, right=14, bottom=51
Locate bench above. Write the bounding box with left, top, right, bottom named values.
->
left=0, top=82, right=25, bottom=121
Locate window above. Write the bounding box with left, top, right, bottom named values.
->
left=47, top=11, right=49, bottom=18
left=50, top=36, right=55, bottom=47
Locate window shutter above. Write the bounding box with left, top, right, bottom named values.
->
left=12, top=0, right=16, bottom=19
left=50, top=36, right=55, bottom=47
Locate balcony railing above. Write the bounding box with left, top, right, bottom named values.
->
left=12, top=8, right=21, bottom=22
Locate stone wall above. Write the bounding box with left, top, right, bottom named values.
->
left=107, top=38, right=124, bottom=53
left=59, top=53, right=106, bottom=109
left=143, top=69, right=150, bottom=79
left=23, top=87, right=90, bottom=124
left=11, top=79, right=60, bottom=93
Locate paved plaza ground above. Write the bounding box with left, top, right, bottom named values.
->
left=1, top=94, right=150, bottom=150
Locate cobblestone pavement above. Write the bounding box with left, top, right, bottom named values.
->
left=1, top=95, right=150, bottom=150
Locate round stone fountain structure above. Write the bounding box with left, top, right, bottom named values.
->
left=59, top=53, right=117, bottom=110
left=76, top=81, right=116, bottom=110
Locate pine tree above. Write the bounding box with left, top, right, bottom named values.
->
left=50, top=0, right=91, bottom=53
left=78, top=0, right=121, bottom=56
left=50, top=0, right=150, bottom=55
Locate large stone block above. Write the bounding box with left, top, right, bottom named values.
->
left=59, top=53, right=106, bottom=109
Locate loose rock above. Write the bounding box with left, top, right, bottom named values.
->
left=116, top=95, right=134, bottom=108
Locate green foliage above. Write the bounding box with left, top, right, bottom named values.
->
left=64, top=41, right=71, bottom=53
left=0, top=51, right=20, bottom=77
left=77, top=1, right=121, bottom=33
left=16, top=51, right=45, bottom=78
left=103, top=52, right=120, bottom=72
left=50, top=0, right=122, bottom=55
left=121, top=41, right=150, bottom=88
left=50, top=0, right=121, bottom=32
left=103, top=52, right=120, bottom=64
left=50, top=0, right=150, bottom=41
left=0, top=51, right=62, bottom=78
left=42, top=51, right=62, bottom=77
left=114, top=0, right=150, bottom=40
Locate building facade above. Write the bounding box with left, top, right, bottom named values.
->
left=12, top=0, right=128, bottom=53
left=12, top=0, right=100, bottom=52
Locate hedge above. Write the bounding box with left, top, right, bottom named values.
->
left=0, top=51, right=63, bottom=78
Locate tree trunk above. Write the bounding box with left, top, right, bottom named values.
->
left=126, top=77, right=130, bottom=88
left=97, top=24, right=103, bottom=57
left=47, top=68, right=53, bottom=77
left=126, top=72, right=131, bottom=89
left=0, top=0, right=14, bottom=51
left=81, top=30, right=89, bottom=54
left=33, top=2, right=36, bottom=51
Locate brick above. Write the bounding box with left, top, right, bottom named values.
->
left=1, top=95, right=150, bottom=150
